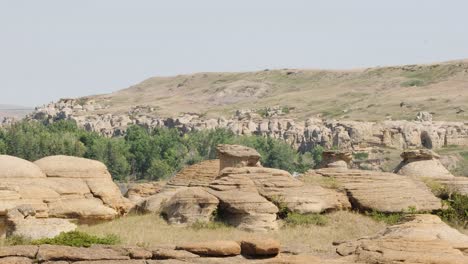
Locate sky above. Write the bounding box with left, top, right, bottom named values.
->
left=1, top=0, right=468, bottom=106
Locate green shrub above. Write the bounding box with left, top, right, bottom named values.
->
left=32, top=231, right=120, bottom=247
left=284, top=212, right=328, bottom=227
left=437, top=193, right=468, bottom=229
left=401, top=79, right=425, bottom=87
left=366, top=211, right=404, bottom=225
left=268, top=195, right=290, bottom=219
left=353, top=152, right=369, bottom=160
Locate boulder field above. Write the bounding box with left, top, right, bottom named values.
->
left=0, top=155, right=131, bottom=239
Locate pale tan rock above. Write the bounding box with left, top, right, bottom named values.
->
left=217, top=144, right=261, bottom=170
left=0, top=257, right=32, bottom=264
left=240, top=239, right=280, bottom=257
left=166, top=160, right=220, bottom=188
left=85, top=178, right=132, bottom=214
left=47, top=197, right=118, bottom=220
left=176, top=240, right=241, bottom=257
left=0, top=245, right=38, bottom=258
left=152, top=248, right=200, bottom=260
left=314, top=168, right=442, bottom=213
left=208, top=174, right=278, bottom=231
left=337, top=214, right=468, bottom=264
left=320, top=151, right=352, bottom=169
left=0, top=155, right=46, bottom=178
left=395, top=149, right=454, bottom=178
left=160, top=187, right=219, bottom=225
left=37, top=245, right=130, bottom=261
left=125, top=182, right=164, bottom=203
left=219, top=167, right=350, bottom=214
left=34, top=155, right=112, bottom=178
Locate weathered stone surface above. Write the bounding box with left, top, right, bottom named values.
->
left=0, top=257, right=32, bottom=264
left=6, top=212, right=76, bottom=240
left=160, top=187, right=219, bottom=225
left=314, top=168, right=442, bottom=212
left=166, top=160, right=220, bottom=188
left=125, top=247, right=152, bottom=259
left=217, top=144, right=261, bottom=170
left=73, top=261, right=146, bottom=264
left=320, top=151, right=352, bottom=169
left=336, top=214, right=468, bottom=264
left=176, top=241, right=241, bottom=257
left=34, top=155, right=112, bottom=178
left=240, top=239, right=280, bottom=257
left=0, top=245, right=38, bottom=258
left=208, top=174, right=278, bottom=232
left=0, top=155, right=46, bottom=178
left=395, top=149, right=454, bottom=178
left=125, top=182, right=164, bottom=203
left=219, top=167, right=350, bottom=214
left=37, top=245, right=130, bottom=261
left=152, top=248, right=200, bottom=260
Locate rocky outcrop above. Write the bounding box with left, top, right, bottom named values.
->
left=166, top=160, right=220, bottom=188
left=319, top=150, right=352, bottom=169
left=0, top=155, right=131, bottom=238
left=124, top=182, right=164, bottom=204
left=5, top=205, right=76, bottom=240
left=176, top=241, right=241, bottom=257
left=394, top=149, right=454, bottom=178
left=335, top=214, right=468, bottom=263
left=217, top=144, right=261, bottom=170
left=207, top=173, right=279, bottom=232
left=30, top=99, right=468, bottom=151
left=312, top=168, right=442, bottom=213
left=218, top=167, right=350, bottom=214
left=160, top=187, right=219, bottom=225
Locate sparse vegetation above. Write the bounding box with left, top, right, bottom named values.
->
left=284, top=212, right=328, bottom=227
left=366, top=210, right=404, bottom=225
left=2, top=231, right=120, bottom=247
left=353, top=152, right=369, bottom=161
left=437, top=193, right=468, bottom=229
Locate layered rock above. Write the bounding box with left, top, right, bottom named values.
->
left=217, top=144, right=261, bottom=170
left=394, top=149, right=454, bottom=178
left=30, top=99, right=468, bottom=151
left=335, top=214, right=468, bottom=263
left=166, top=159, right=220, bottom=188
left=160, top=187, right=219, bottom=225
left=313, top=168, right=442, bottom=213
left=207, top=173, right=279, bottom=232
left=319, top=150, right=353, bottom=169
left=5, top=205, right=76, bottom=240
left=124, top=182, right=164, bottom=203
left=219, top=167, right=350, bottom=214
left=0, top=155, right=131, bottom=238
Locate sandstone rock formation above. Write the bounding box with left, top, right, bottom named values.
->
left=29, top=98, right=468, bottom=151
left=5, top=205, right=76, bottom=240
left=394, top=149, right=454, bottom=178
left=319, top=150, right=352, bottom=169
left=0, top=155, right=130, bottom=238
left=166, top=159, right=220, bottom=188
left=160, top=187, right=219, bottom=225
left=217, top=144, right=261, bottom=170
left=124, top=182, right=164, bottom=204
left=335, top=214, right=468, bottom=263
left=312, top=168, right=442, bottom=213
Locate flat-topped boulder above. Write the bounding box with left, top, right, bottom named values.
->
left=313, top=168, right=442, bottom=213
left=216, top=144, right=261, bottom=170
left=394, top=149, right=454, bottom=178
left=335, top=214, right=468, bottom=263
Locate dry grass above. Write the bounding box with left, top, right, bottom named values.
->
left=78, top=210, right=386, bottom=256
left=85, top=60, right=468, bottom=122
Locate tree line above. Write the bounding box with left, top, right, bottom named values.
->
left=0, top=120, right=323, bottom=181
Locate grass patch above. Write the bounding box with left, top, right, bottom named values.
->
left=401, top=79, right=425, bottom=87
left=353, top=152, right=369, bottom=160
left=365, top=211, right=404, bottom=225
left=2, top=231, right=120, bottom=247
left=284, top=212, right=328, bottom=227
left=190, top=220, right=231, bottom=230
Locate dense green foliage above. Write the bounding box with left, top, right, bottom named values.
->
left=0, top=120, right=320, bottom=181
left=437, top=193, right=468, bottom=229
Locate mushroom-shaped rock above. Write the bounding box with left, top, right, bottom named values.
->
left=160, top=187, right=219, bottom=225
left=216, top=144, right=261, bottom=170
left=0, top=155, right=46, bottom=178
left=394, top=149, right=454, bottom=178
left=319, top=151, right=352, bottom=169
left=208, top=174, right=278, bottom=232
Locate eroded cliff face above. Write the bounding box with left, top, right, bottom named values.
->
left=28, top=99, right=468, bottom=151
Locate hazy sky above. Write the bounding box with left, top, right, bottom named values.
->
left=1, top=0, right=468, bottom=106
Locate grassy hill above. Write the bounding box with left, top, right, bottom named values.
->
left=84, top=59, right=468, bottom=121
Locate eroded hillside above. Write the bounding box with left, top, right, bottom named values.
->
left=84, top=60, right=468, bottom=121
